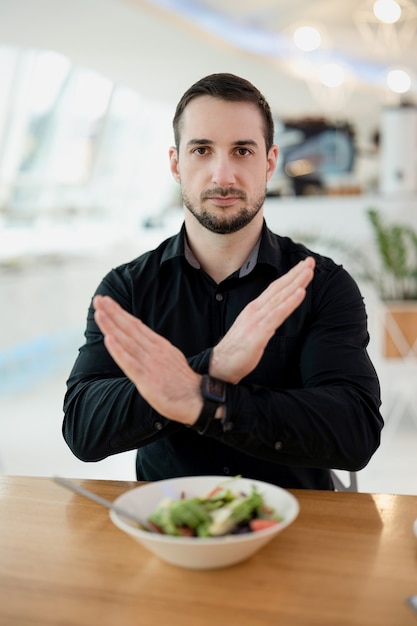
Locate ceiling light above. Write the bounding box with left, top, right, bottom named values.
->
left=373, top=0, right=401, bottom=24
left=293, top=26, right=321, bottom=52
left=319, top=63, right=345, bottom=88
left=354, top=0, right=417, bottom=59
left=386, top=68, right=411, bottom=93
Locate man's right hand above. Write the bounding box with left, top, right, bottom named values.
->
left=209, top=257, right=315, bottom=384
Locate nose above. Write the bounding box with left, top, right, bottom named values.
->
left=211, top=155, right=236, bottom=187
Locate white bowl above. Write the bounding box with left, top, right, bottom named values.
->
left=110, top=475, right=299, bottom=569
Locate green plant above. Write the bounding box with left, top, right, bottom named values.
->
left=367, top=209, right=417, bottom=300
left=290, top=209, right=417, bottom=301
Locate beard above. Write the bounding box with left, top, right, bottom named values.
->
left=182, top=186, right=267, bottom=235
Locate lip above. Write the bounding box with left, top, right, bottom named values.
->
left=207, top=196, right=240, bottom=207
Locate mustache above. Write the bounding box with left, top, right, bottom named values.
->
left=201, top=187, right=247, bottom=200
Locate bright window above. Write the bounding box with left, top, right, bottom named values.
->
left=0, top=45, right=174, bottom=225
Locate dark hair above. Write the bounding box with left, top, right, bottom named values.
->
left=173, top=73, right=274, bottom=152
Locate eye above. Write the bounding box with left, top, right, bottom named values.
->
left=192, top=146, right=210, bottom=156
left=235, top=147, right=252, bottom=157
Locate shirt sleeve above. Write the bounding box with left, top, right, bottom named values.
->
left=62, top=270, right=212, bottom=462
left=189, top=266, right=384, bottom=472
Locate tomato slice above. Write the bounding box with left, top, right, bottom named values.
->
left=147, top=521, right=163, bottom=533
left=249, top=518, right=279, bottom=532
left=177, top=526, right=195, bottom=537
left=206, top=486, right=224, bottom=498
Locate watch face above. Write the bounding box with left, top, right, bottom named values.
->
left=203, top=375, right=226, bottom=403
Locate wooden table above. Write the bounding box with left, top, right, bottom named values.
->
left=1, top=476, right=416, bottom=626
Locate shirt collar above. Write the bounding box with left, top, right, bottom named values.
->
left=160, top=221, right=282, bottom=276
left=184, top=234, right=261, bottom=277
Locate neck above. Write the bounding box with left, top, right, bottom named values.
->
left=184, top=211, right=264, bottom=283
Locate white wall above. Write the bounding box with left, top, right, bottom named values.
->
left=264, top=194, right=417, bottom=241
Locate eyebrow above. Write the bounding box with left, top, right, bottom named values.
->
left=186, top=139, right=259, bottom=148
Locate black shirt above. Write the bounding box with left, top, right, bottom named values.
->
left=63, top=221, right=383, bottom=489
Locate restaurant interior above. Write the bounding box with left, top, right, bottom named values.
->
left=0, top=0, right=417, bottom=496
left=1, top=3, right=417, bottom=625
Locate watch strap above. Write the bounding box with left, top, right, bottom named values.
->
left=194, top=375, right=226, bottom=435
left=193, top=398, right=221, bottom=434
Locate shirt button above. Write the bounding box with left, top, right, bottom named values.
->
left=223, top=421, right=233, bottom=431
left=223, top=466, right=230, bottom=475
left=215, top=293, right=223, bottom=301
left=154, top=421, right=163, bottom=431
left=274, top=441, right=283, bottom=450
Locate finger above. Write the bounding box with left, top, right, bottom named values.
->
left=247, top=260, right=314, bottom=334
left=262, top=258, right=314, bottom=301
left=94, top=294, right=140, bottom=321
left=272, top=257, right=315, bottom=293
left=94, top=295, right=155, bottom=352
left=263, top=285, right=307, bottom=326
left=102, top=333, right=139, bottom=377
left=257, top=258, right=315, bottom=308
left=94, top=301, right=134, bottom=348
left=94, top=296, right=177, bottom=380
left=94, top=303, right=154, bottom=380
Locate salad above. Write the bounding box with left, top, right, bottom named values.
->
left=146, top=479, right=282, bottom=537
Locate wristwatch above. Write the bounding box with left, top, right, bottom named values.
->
left=194, top=375, right=226, bottom=434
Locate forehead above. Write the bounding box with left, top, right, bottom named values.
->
left=180, top=95, right=265, bottom=143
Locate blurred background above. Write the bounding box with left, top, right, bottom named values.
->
left=0, top=0, right=416, bottom=493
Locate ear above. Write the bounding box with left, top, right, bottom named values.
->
left=266, top=145, right=279, bottom=182
left=169, top=146, right=180, bottom=182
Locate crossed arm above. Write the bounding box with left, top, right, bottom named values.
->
left=92, top=257, right=315, bottom=426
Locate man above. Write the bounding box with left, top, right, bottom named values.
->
left=63, top=73, right=383, bottom=489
